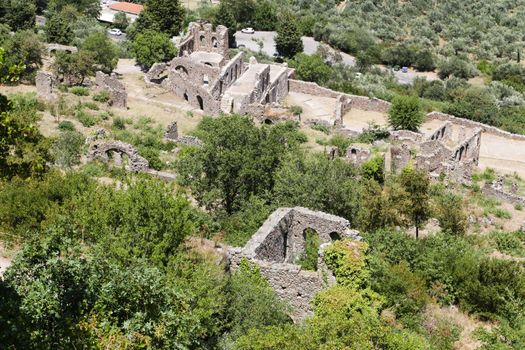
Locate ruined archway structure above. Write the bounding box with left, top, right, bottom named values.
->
left=227, top=207, right=361, bottom=321
left=88, top=140, right=149, bottom=172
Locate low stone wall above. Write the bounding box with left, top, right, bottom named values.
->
left=426, top=112, right=525, bottom=141
left=88, top=140, right=149, bottom=172
left=288, top=79, right=391, bottom=113
left=482, top=183, right=525, bottom=206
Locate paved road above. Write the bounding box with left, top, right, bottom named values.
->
left=235, top=31, right=435, bottom=85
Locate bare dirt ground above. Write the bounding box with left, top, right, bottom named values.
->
left=479, top=133, right=525, bottom=179
left=284, top=92, right=336, bottom=124
left=342, top=108, right=388, bottom=132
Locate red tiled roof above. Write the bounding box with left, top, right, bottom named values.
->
left=109, top=2, right=144, bottom=15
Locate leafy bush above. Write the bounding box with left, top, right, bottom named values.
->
left=112, top=116, right=127, bottom=130
left=52, top=130, right=85, bottom=167
left=70, top=86, right=90, bottom=96
left=93, top=90, right=110, bottom=103
left=58, top=120, right=76, bottom=131
left=296, top=228, right=320, bottom=271
left=82, top=101, right=99, bottom=110
left=76, top=110, right=98, bottom=127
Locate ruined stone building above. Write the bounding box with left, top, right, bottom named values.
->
left=146, top=22, right=293, bottom=116
left=226, top=207, right=361, bottom=321
left=389, top=118, right=482, bottom=183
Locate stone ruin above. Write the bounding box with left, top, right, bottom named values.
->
left=88, top=140, right=149, bottom=172
left=36, top=71, right=57, bottom=101
left=146, top=22, right=293, bottom=116
left=95, top=71, right=127, bottom=108
left=346, top=144, right=372, bottom=166
left=226, top=207, right=361, bottom=321
left=46, top=43, right=78, bottom=56
left=164, top=121, right=203, bottom=146
left=389, top=121, right=482, bottom=184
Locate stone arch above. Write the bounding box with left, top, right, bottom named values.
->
left=175, top=65, right=189, bottom=79
left=204, top=62, right=213, bottom=67
left=200, top=35, right=207, bottom=46
left=329, top=232, right=341, bottom=241
left=88, top=141, right=149, bottom=172
left=196, top=95, right=204, bottom=110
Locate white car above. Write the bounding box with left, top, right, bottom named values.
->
left=107, top=28, right=122, bottom=36
left=241, top=27, right=255, bottom=34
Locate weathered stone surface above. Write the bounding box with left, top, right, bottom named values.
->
left=346, top=145, right=372, bottom=166
left=164, top=121, right=179, bottom=141
left=36, top=71, right=57, bottom=100
left=88, top=140, right=149, bottom=172
left=95, top=71, right=127, bottom=108
left=46, top=43, right=78, bottom=55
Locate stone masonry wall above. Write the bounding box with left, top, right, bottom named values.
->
left=228, top=207, right=361, bottom=321
left=95, top=71, right=127, bottom=108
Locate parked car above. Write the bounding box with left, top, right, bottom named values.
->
left=401, top=66, right=408, bottom=73
left=107, top=28, right=122, bottom=36
left=241, top=27, right=255, bottom=34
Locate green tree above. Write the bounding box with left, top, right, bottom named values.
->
left=388, top=95, right=424, bottom=131
left=177, top=116, right=304, bottom=214
left=414, top=49, right=436, bottom=71
left=44, top=10, right=73, bottom=44
left=81, top=32, right=118, bottom=73
left=47, top=0, right=100, bottom=18
left=275, top=13, right=303, bottom=58
left=135, top=0, right=185, bottom=37
left=0, top=0, right=36, bottom=31
left=52, top=130, right=85, bottom=167
left=252, top=0, right=278, bottom=31
left=113, top=11, right=129, bottom=31
left=213, top=1, right=237, bottom=47
left=274, top=153, right=361, bottom=223
left=131, top=30, right=177, bottom=69
left=288, top=53, right=332, bottom=84
left=52, top=50, right=96, bottom=84
left=434, top=192, right=467, bottom=235
left=3, top=30, right=45, bottom=81
left=399, top=167, right=431, bottom=239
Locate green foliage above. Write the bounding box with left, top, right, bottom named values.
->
left=388, top=95, right=425, bottom=131
left=112, top=116, right=127, bottom=130
left=52, top=130, right=85, bottom=167
left=75, top=110, right=97, bottom=127
left=81, top=32, right=118, bottom=73
left=434, top=192, right=467, bottom=235
left=70, top=86, right=89, bottom=96
left=131, top=30, right=177, bottom=69
left=58, top=120, right=75, bottom=131
left=324, top=239, right=369, bottom=288
left=274, top=153, right=361, bottom=222
left=296, top=228, right=320, bottom=271
left=0, top=0, right=36, bottom=31
left=275, top=13, right=303, bottom=58
left=490, top=231, right=525, bottom=257
left=53, top=50, right=96, bottom=85
left=134, top=0, right=185, bottom=37
left=44, top=10, right=74, bottom=45
left=399, top=167, right=431, bottom=238
left=1, top=30, right=44, bottom=81
left=288, top=53, right=332, bottom=84
left=113, top=11, right=129, bottom=31
left=92, top=90, right=110, bottom=103
left=225, top=259, right=291, bottom=342
left=177, top=116, right=304, bottom=214
left=213, top=1, right=236, bottom=46
left=361, top=156, right=385, bottom=184
left=82, top=101, right=98, bottom=110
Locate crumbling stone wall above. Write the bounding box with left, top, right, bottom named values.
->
left=390, top=144, right=411, bottom=173
left=426, top=121, right=452, bottom=142
left=95, top=71, right=127, bottom=108
left=36, top=71, right=57, bottom=100
left=390, top=130, right=423, bottom=143
left=427, top=112, right=525, bottom=141
left=482, top=179, right=525, bottom=206
left=164, top=121, right=179, bottom=141
left=334, top=95, right=352, bottom=125
left=88, top=140, right=149, bottom=172
left=228, top=207, right=361, bottom=321
left=177, top=22, right=229, bottom=58
left=46, top=43, right=78, bottom=55
left=164, top=121, right=203, bottom=146
left=346, top=145, right=372, bottom=166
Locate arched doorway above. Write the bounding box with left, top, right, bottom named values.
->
left=196, top=95, right=204, bottom=110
